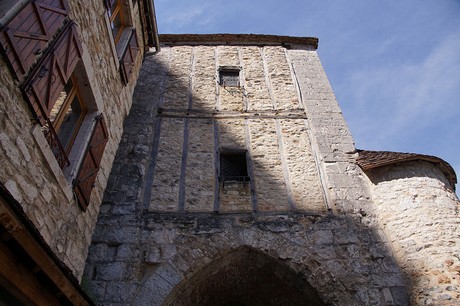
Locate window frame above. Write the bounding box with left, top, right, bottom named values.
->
left=104, top=0, right=139, bottom=85
left=219, top=68, right=241, bottom=87
left=107, top=0, right=126, bottom=44
left=50, top=76, right=88, bottom=155
left=219, top=149, right=250, bottom=183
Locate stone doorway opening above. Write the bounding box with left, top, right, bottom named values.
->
left=163, top=247, right=327, bottom=306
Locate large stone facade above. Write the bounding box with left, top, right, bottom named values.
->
left=82, top=35, right=459, bottom=305
left=1, top=5, right=458, bottom=302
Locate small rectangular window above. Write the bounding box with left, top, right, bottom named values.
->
left=220, top=150, right=249, bottom=182
left=219, top=69, right=240, bottom=87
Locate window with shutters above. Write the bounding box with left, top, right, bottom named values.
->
left=104, top=0, right=139, bottom=85
left=0, top=1, right=108, bottom=210
left=6, top=15, right=109, bottom=210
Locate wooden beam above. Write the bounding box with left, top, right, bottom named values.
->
left=0, top=195, right=92, bottom=305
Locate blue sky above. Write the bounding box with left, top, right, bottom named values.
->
left=155, top=0, right=460, bottom=186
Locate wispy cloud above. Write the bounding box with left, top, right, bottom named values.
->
left=341, top=32, right=460, bottom=180
left=156, top=1, right=216, bottom=33
left=154, top=0, right=460, bottom=185
left=347, top=32, right=460, bottom=145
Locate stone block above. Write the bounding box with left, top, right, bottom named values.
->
left=96, top=262, right=130, bottom=281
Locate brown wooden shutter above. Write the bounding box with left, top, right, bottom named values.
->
left=22, top=21, right=83, bottom=125
left=120, top=29, right=140, bottom=85
left=74, top=115, right=109, bottom=211
left=0, top=0, right=69, bottom=80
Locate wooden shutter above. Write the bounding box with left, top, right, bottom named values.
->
left=0, top=0, right=69, bottom=80
left=74, top=115, right=109, bottom=211
left=120, top=29, right=140, bottom=85
left=22, top=21, right=83, bottom=125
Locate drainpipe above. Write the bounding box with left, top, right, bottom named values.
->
left=145, top=0, right=160, bottom=52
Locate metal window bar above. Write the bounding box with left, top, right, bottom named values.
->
left=219, top=70, right=240, bottom=87
left=42, top=118, right=70, bottom=169
left=221, top=176, right=250, bottom=189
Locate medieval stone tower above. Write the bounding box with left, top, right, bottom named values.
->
left=83, top=34, right=460, bottom=305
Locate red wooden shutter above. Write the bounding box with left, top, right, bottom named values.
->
left=120, top=29, right=140, bottom=85
left=74, top=115, right=109, bottom=211
left=0, top=0, right=69, bottom=80
left=22, top=21, right=83, bottom=125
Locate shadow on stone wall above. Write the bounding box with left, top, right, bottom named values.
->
left=83, top=51, right=413, bottom=305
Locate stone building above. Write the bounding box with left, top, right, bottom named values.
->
left=0, top=0, right=158, bottom=303
left=0, top=2, right=459, bottom=305
left=82, top=34, right=460, bottom=305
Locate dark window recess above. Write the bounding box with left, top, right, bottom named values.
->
left=219, top=69, right=240, bottom=87
left=74, top=114, right=109, bottom=211
left=220, top=151, right=249, bottom=183
left=0, top=0, right=69, bottom=80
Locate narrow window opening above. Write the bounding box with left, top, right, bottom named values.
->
left=220, top=150, right=249, bottom=184
left=219, top=69, right=240, bottom=87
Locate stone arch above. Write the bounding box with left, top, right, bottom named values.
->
left=162, top=246, right=327, bottom=306
left=131, top=215, right=398, bottom=305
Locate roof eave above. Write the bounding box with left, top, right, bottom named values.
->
left=158, top=33, right=319, bottom=49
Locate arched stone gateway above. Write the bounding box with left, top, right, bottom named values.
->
left=162, top=247, right=326, bottom=306
left=118, top=214, right=410, bottom=306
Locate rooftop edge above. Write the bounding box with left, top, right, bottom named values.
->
left=158, top=34, right=319, bottom=49
left=357, top=149, right=457, bottom=190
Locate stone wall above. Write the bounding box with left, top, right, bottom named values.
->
left=86, top=213, right=408, bottom=305
left=140, top=45, right=326, bottom=213
left=84, top=42, right=410, bottom=305
left=366, top=161, right=460, bottom=304
left=0, top=0, right=146, bottom=279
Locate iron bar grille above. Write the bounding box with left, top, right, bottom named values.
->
left=43, top=118, right=70, bottom=169
left=220, top=151, right=249, bottom=183
left=219, top=70, right=240, bottom=87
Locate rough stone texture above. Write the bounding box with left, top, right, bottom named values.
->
left=0, top=0, right=146, bottom=279
left=192, top=46, right=217, bottom=111
left=86, top=213, right=409, bottom=306
left=184, top=119, right=215, bottom=211
left=240, top=46, right=272, bottom=110
left=279, top=119, right=326, bottom=212
left=149, top=118, right=185, bottom=211
left=265, top=46, right=300, bottom=109
left=288, top=49, right=376, bottom=218
left=163, top=46, right=192, bottom=109
left=366, top=161, right=460, bottom=305
left=83, top=42, right=415, bottom=305
left=138, top=45, right=327, bottom=213
left=249, top=119, right=290, bottom=211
